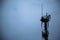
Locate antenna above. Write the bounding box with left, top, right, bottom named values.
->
left=41, top=3, right=43, bottom=16
left=40, top=3, right=51, bottom=40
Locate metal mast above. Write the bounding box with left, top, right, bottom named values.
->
left=40, top=4, right=51, bottom=40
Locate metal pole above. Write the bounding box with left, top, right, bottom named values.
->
left=40, top=14, right=51, bottom=40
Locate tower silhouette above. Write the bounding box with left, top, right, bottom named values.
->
left=40, top=13, right=51, bottom=40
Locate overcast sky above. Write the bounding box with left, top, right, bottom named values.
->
left=0, top=0, right=60, bottom=40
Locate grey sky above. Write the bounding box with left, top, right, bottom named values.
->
left=0, top=0, right=60, bottom=40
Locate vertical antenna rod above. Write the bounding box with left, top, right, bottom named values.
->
left=41, top=3, right=43, bottom=16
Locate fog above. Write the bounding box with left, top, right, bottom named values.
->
left=0, top=0, right=60, bottom=40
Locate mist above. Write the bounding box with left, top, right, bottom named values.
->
left=0, top=0, right=60, bottom=40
